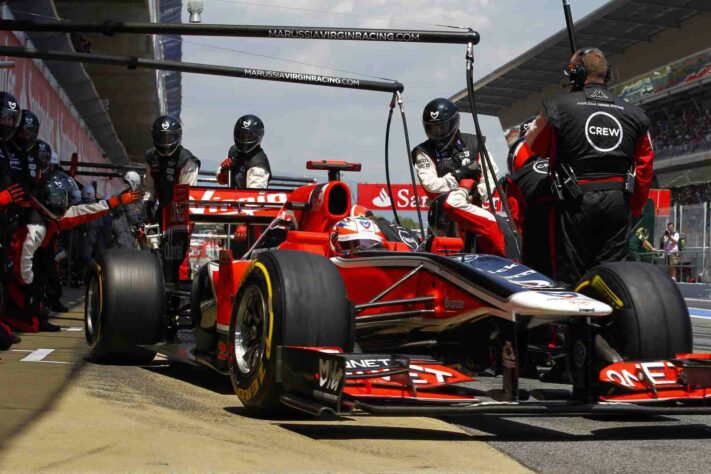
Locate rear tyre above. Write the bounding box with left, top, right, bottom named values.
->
left=85, top=250, right=165, bottom=363
left=228, top=250, right=354, bottom=416
left=576, top=261, right=692, bottom=361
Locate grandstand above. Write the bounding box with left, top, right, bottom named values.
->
left=450, top=0, right=711, bottom=193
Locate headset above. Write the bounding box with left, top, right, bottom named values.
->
left=567, top=47, right=612, bottom=90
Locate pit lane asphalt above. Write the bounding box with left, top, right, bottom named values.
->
left=0, top=289, right=525, bottom=473
left=451, top=310, right=711, bottom=474
left=0, top=293, right=709, bottom=473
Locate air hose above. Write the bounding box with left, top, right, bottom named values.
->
left=384, top=92, right=402, bottom=226
left=465, top=41, right=522, bottom=253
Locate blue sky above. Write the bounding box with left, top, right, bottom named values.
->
left=180, top=0, right=609, bottom=187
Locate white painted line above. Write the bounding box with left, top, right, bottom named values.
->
left=9, top=349, right=33, bottom=353
left=61, top=327, right=83, bottom=332
left=21, top=348, right=55, bottom=362
left=689, top=307, right=711, bottom=320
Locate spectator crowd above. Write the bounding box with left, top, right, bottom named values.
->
left=649, top=106, right=711, bottom=159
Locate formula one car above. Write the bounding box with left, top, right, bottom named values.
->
left=85, top=161, right=711, bottom=417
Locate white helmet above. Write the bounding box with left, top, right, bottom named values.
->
left=123, top=171, right=142, bottom=192
left=81, top=184, right=96, bottom=202
left=330, top=216, right=385, bottom=257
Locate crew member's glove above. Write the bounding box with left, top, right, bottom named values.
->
left=220, top=158, right=233, bottom=170
left=452, top=161, right=482, bottom=182
left=0, top=184, right=26, bottom=206
left=108, top=191, right=142, bottom=209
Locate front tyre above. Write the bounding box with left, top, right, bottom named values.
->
left=576, top=261, right=692, bottom=361
left=85, top=250, right=165, bottom=363
left=228, top=251, right=354, bottom=416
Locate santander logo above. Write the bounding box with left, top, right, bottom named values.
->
left=372, top=188, right=392, bottom=207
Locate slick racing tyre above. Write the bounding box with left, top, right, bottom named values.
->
left=229, top=250, right=354, bottom=416
left=85, top=250, right=165, bottom=363
left=576, top=261, right=692, bottom=361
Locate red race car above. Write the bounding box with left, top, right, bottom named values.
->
left=85, top=161, right=711, bottom=417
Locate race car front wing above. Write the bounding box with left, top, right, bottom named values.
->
left=275, top=347, right=711, bottom=417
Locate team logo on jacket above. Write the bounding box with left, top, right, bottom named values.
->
left=590, top=89, right=609, bottom=100
left=584, top=111, right=623, bottom=153
left=430, top=111, right=440, bottom=120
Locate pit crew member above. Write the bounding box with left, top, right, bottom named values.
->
left=143, top=115, right=200, bottom=223
left=525, top=48, right=653, bottom=285
left=216, top=114, right=271, bottom=188
left=0, top=91, right=23, bottom=348
left=412, top=98, right=505, bottom=256
left=1, top=171, right=141, bottom=333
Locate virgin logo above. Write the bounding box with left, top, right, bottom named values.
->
left=372, top=188, right=392, bottom=207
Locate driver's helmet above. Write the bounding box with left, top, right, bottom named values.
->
left=37, top=173, right=70, bottom=217
left=330, top=216, right=385, bottom=256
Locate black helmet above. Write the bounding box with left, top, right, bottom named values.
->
left=0, top=91, right=21, bottom=141
left=151, top=115, right=182, bottom=156
left=427, top=193, right=455, bottom=237
left=422, top=98, right=460, bottom=149
left=518, top=115, right=537, bottom=139
left=233, top=114, right=264, bottom=153
left=12, top=110, right=40, bottom=151
left=45, top=167, right=79, bottom=201
left=34, top=140, right=53, bottom=178
left=37, top=172, right=70, bottom=217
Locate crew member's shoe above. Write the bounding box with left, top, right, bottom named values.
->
left=39, top=320, right=62, bottom=332
left=50, top=300, right=70, bottom=313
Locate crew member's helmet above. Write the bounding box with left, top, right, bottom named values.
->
left=12, top=110, right=40, bottom=151
left=233, top=114, right=265, bottom=154
left=422, top=98, right=460, bottom=150
left=330, top=216, right=385, bottom=256
left=49, top=169, right=80, bottom=202
left=34, top=140, right=53, bottom=179
left=37, top=173, right=70, bottom=217
left=82, top=184, right=96, bottom=203
left=0, top=91, right=21, bottom=141
left=151, top=115, right=182, bottom=156
left=123, top=171, right=142, bottom=192
left=518, top=115, right=537, bottom=139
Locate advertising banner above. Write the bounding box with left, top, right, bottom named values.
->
left=357, top=183, right=429, bottom=211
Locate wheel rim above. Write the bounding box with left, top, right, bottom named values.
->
left=233, top=284, right=268, bottom=376
left=85, top=276, right=101, bottom=343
